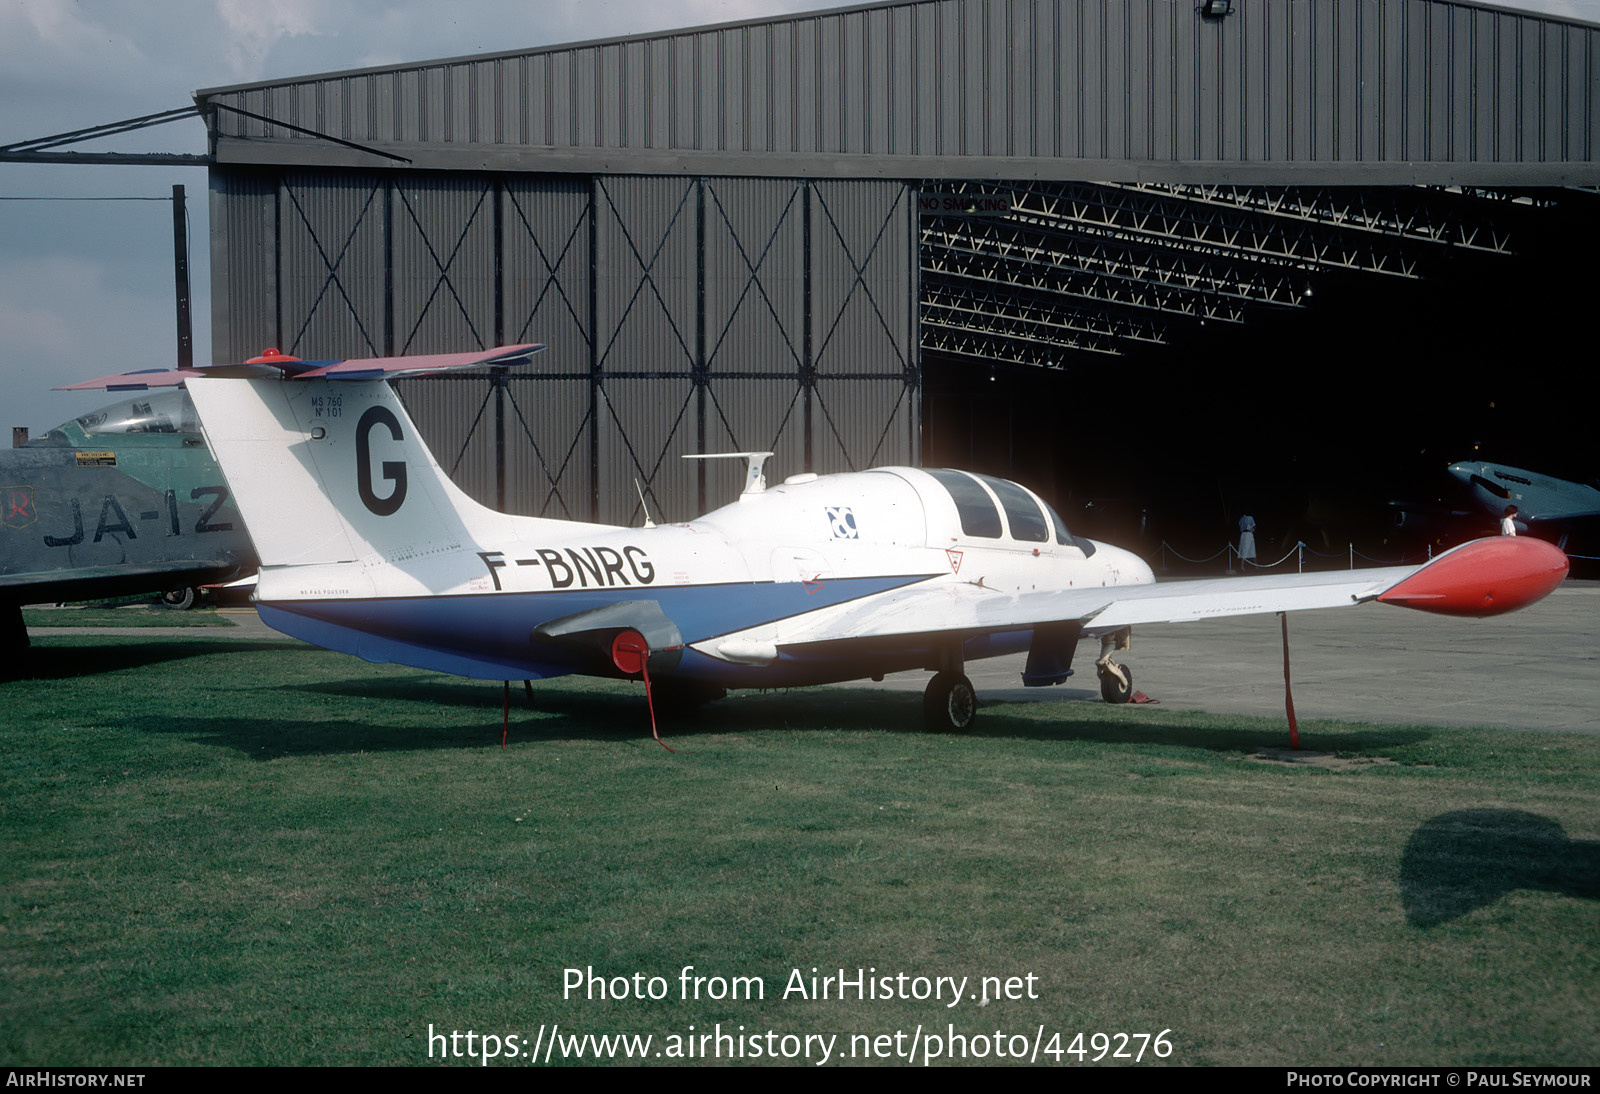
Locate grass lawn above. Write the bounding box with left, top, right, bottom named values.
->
left=22, top=606, right=238, bottom=628
left=2, top=635, right=1596, bottom=1066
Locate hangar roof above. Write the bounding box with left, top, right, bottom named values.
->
left=198, top=0, right=1600, bottom=186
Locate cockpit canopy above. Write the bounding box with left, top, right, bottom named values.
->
left=34, top=390, right=201, bottom=445
left=921, top=468, right=1089, bottom=551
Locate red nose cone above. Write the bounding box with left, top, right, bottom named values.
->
left=1377, top=536, right=1569, bottom=617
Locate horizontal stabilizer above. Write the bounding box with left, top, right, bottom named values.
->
left=58, top=344, right=545, bottom=391
left=55, top=368, right=204, bottom=391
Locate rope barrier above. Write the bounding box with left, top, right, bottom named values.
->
left=1240, top=544, right=1305, bottom=569
left=1157, top=542, right=1230, bottom=565
left=1156, top=537, right=1508, bottom=572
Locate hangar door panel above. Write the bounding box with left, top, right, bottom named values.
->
left=594, top=177, right=699, bottom=377
left=502, top=178, right=592, bottom=374
left=499, top=376, right=594, bottom=523
left=812, top=378, right=918, bottom=475
left=496, top=179, right=594, bottom=519
left=390, top=176, right=497, bottom=354
left=597, top=376, right=698, bottom=526
left=276, top=172, right=388, bottom=358
left=702, top=178, right=807, bottom=378
left=210, top=171, right=277, bottom=356
left=810, top=181, right=914, bottom=379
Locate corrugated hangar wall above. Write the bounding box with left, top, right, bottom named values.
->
left=211, top=170, right=918, bottom=524
left=200, top=0, right=1597, bottom=180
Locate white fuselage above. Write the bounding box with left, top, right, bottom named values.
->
left=254, top=466, right=1152, bottom=685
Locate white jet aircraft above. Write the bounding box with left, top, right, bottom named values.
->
left=65, top=346, right=1570, bottom=735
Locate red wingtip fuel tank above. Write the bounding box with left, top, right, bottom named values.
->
left=1377, top=536, right=1569, bottom=617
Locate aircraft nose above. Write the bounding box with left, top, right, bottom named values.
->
left=1099, top=541, right=1154, bottom=586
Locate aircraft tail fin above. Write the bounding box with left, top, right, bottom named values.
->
left=184, top=377, right=498, bottom=572
left=173, top=349, right=601, bottom=577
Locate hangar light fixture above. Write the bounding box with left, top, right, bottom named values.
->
left=1201, top=0, right=1233, bottom=17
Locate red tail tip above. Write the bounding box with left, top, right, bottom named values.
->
left=245, top=348, right=303, bottom=365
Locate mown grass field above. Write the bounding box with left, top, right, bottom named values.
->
left=2, top=634, right=1596, bottom=1066
left=22, top=606, right=238, bottom=628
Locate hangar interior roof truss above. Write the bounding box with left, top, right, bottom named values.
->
left=917, top=179, right=1534, bottom=368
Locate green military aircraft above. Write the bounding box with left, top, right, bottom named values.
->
left=2, top=390, right=258, bottom=651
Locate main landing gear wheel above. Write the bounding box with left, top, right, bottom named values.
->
left=1098, top=662, right=1133, bottom=704
left=159, top=587, right=198, bottom=610
left=924, top=671, right=977, bottom=733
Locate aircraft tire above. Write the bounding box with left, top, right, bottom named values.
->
left=924, top=671, right=977, bottom=733
left=1098, top=663, right=1133, bottom=704
left=159, top=587, right=199, bottom=611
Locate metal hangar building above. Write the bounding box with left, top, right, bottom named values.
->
left=195, top=0, right=1600, bottom=551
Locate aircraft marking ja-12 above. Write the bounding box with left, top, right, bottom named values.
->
left=2, top=390, right=257, bottom=650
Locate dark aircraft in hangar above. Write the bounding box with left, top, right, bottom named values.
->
left=1447, top=460, right=1600, bottom=549
left=1, top=389, right=257, bottom=651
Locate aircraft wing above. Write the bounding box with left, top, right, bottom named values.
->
left=701, top=537, right=1568, bottom=656
left=291, top=345, right=545, bottom=380
left=54, top=369, right=205, bottom=391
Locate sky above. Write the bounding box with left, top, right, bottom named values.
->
left=3, top=0, right=1599, bottom=435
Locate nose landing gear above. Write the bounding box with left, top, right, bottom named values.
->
left=1096, top=629, right=1134, bottom=704
left=1097, top=660, right=1134, bottom=704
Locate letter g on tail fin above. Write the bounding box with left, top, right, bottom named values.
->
left=184, top=365, right=608, bottom=583
left=355, top=405, right=408, bottom=516
left=185, top=377, right=465, bottom=570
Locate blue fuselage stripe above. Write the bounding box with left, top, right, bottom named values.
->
left=258, top=574, right=934, bottom=680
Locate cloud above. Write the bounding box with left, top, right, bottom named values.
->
left=1, top=0, right=124, bottom=54
left=0, top=255, right=118, bottom=431
left=215, top=0, right=325, bottom=79
left=0, top=1, right=146, bottom=98
left=0, top=256, right=92, bottom=359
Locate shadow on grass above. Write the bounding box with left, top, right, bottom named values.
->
left=1400, top=809, right=1600, bottom=926
left=120, top=710, right=640, bottom=757
left=129, top=674, right=1431, bottom=758
left=4, top=639, right=301, bottom=681
left=977, top=694, right=1437, bottom=754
